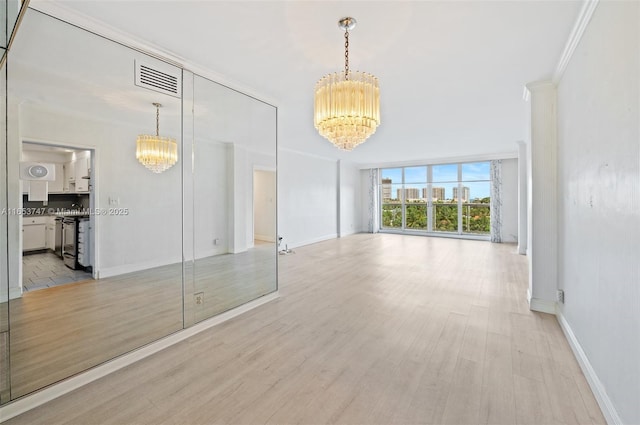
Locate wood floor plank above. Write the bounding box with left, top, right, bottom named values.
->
left=478, top=331, right=517, bottom=424
left=3, top=234, right=605, bottom=425
left=513, top=373, right=559, bottom=425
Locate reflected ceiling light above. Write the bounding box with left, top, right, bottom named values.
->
left=314, top=17, right=380, bottom=151
left=136, top=103, right=178, bottom=173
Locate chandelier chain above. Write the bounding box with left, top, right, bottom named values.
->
left=155, top=105, right=160, bottom=137
left=344, top=30, right=349, bottom=80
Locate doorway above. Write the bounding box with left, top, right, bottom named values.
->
left=20, top=141, right=96, bottom=293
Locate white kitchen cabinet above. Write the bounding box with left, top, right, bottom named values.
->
left=45, top=216, right=56, bottom=250
left=66, top=160, right=76, bottom=184
left=23, top=216, right=48, bottom=252
left=63, top=161, right=72, bottom=192
left=48, top=163, right=64, bottom=193
left=75, top=157, right=90, bottom=192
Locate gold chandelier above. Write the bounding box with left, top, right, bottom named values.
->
left=314, top=17, right=380, bottom=151
left=136, top=103, right=178, bottom=173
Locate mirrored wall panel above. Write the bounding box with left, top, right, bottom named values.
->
left=183, top=74, right=277, bottom=326
left=0, top=35, right=9, bottom=405
left=1, top=6, right=277, bottom=404
left=1, top=0, right=28, bottom=62
left=6, top=9, right=183, bottom=399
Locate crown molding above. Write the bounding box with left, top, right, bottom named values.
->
left=553, top=0, right=600, bottom=83
left=28, top=1, right=280, bottom=108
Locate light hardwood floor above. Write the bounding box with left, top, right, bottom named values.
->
left=5, top=233, right=605, bottom=424
left=8, top=243, right=276, bottom=399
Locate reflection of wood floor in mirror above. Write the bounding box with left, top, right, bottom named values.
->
left=7, top=242, right=277, bottom=400
left=187, top=241, right=277, bottom=326
left=5, top=234, right=604, bottom=425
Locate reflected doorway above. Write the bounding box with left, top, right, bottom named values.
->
left=20, top=142, right=96, bottom=294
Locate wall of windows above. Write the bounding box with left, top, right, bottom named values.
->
left=380, top=162, right=491, bottom=237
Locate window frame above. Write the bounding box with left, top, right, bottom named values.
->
left=378, top=161, right=491, bottom=240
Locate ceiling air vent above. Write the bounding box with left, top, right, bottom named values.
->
left=134, top=60, right=181, bottom=98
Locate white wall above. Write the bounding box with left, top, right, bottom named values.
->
left=556, top=2, right=639, bottom=424
left=278, top=149, right=337, bottom=248
left=229, top=144, right=248, bottom=253
left=339, top=160, right=363, bottom=237
left=18, top=102, right=183, bottom=277
left=253, top=169, right=276, bottom=242
left=360, top=170, right=372, bottom=232
left=193, top=139, right=229, bottom=258
left=500, top=158, right=518, bottom=243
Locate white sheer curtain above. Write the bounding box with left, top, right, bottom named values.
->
left=368, top=168, right=379, bottom=233
left=490, top=160, right=502, bottom=242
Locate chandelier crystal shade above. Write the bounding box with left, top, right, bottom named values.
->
left=314, top=17, right=380, bottom=151
left=136, top=103, right=178, bottom=174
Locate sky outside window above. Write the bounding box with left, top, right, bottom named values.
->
left=462, top=162, right=490, bottom=181
left=381, top=163, right=491, bottom=199
left=381, top=168, right=402, bottom=184
left=431, top=164, right=458, bottom=182
left=404, top=166, right=427, bottom=183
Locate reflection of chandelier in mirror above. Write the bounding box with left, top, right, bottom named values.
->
left=314, top=17, right=380, bottom=151
left=136, top=103, right=178, bottom=173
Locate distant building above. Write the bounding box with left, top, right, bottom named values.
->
left=397, top=187, right=420, bottom=201
left=430, top=187, right=445, bottom=201
left=453, top=186, right=470, bottom=202
left=381, top=178, right=392, bottom=201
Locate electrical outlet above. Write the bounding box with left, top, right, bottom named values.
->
left=194, top=292, right=204, bottom=305
left=213, top=238, right=219, bottom=245
left=556, top=289, right=565, bottom=304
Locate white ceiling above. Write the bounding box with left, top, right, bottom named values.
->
left=28, top=0, right=583, bottom=165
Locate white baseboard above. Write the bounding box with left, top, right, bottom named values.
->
left=288, top=233, right=338, bottom=249
left=339, top=229, right=362, bottom=238
left=0, top=291, right=279, bottom=423
left=8, top=287, right=22, bottom=300
left=98, top=256, right=183, bottom=279
left=556, top=312, right=622, bottom=425
left=527, top=289, right=557, bottom=314
left=194, top=248, right=228, bottom=260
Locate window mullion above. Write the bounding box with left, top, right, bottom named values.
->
left=457, top=164, right=463, bottom=234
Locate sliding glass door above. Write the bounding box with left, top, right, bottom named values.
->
left=379, top=162, right=492, bottom=238
left=461, top=163, right=491, bottom=235
left=431, top=164, right=458, bottom=233
left=404, top=167, right=427, bottom=230
left=381, top=168, right=403, bottom=229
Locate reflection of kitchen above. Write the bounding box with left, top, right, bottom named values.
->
left=21, top=142, right=94, bottom=292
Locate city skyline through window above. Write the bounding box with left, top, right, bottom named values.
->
left=380, top=162, right=491, bottom=236
left=381, top=163, right=490, bottom=201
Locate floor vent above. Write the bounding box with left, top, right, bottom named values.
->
left=134, top=60, right=181, bottom=98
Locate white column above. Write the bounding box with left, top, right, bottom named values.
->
left=525, top=81, right=558, bottom=314
left=516, top=141, right=527, bottom=255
